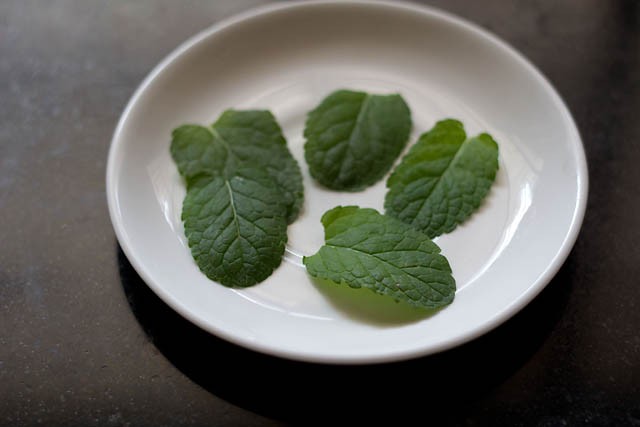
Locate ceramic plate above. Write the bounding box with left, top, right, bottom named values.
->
left=107, top=1, right=588, bottom=364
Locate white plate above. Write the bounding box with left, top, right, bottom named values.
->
left=107, top=1, right=587, bottom=364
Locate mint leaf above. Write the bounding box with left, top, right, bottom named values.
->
left=303, top=206, right=455, bottom=309
left=170, top=110, right=300, bottom=287
left=171, top=110, right=303, bottom=223
left=182, top=167, right=288, bottom=288
left=385, top=119, right=499, bottom=238
left=170, top=124, right=228, bottom=177
left=304, top=90, right=411, bottom=191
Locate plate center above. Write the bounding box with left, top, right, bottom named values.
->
left=233, top=73, right=517, bottom=294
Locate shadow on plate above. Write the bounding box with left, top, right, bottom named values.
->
left=311, top=276, right=438, bottom=325
left=117, top=246, right=573, bottom=424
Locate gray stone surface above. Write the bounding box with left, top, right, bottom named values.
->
left=1, top=1, right=639, bottom=425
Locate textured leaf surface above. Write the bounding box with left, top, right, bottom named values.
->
left=213, top=110, right=304, bottom=223
left=171, top=110, right=303, bottom=223
left=182, top=167, right=288, bottom=288
left=303, top=206, right=455, bottom=309
left=304, top=90, right=411, bottom=191
left=170, top=124, right=228, bottom=177
left=385, top=119, right=499, bottom=238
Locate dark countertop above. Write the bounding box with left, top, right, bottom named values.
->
left=1, top=1, right=639, bottom=425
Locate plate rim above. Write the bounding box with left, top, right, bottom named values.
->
left=106, top=0, right=589, bottom=364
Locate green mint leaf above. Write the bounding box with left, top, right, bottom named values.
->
left=303, top=206, right=455, bottom=309
left=170, top=124, right=227, bottom=177
left=385, top=119, right=499, bottom=238
left=171, top=110, right=304, bottom=223
left=182, top=166, right=288, bottom=288
left=304, top=90, right=411, bottom=191
left=170, top=110, right=300, bottom=287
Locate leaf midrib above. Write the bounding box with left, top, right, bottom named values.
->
left=324, top=243, right=449, bottom=299
left=224, top=178, right=242, bottom=255
left=336, top=94, right=372, bottom=181
left=405, top=136, right=471, bottom=225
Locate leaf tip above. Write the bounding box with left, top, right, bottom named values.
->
left=320, top=205, right=360, bottom=227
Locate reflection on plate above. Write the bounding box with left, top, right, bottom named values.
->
left=107, top=1, right=587, bottom=364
